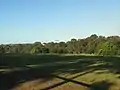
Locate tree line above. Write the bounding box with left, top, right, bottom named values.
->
left=0, top=34, right=120, bottom=55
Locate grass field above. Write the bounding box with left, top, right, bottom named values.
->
left=0, top=54, right=120, bottom=90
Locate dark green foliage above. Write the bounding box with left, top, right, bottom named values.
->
left=0, top=34, right=120, bottom=55
left=0, top=45, right=5, bottom=54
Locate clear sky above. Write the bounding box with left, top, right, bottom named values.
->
left=0, top=0, right=120, bottom=44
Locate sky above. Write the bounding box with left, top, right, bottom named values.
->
left=0, top=0, right=120, bottom=44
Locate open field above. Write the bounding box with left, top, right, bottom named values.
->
left=0, top=54, right=120, bottom=90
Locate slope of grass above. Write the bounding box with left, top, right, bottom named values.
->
left=0, top=54, right=120, bottom=90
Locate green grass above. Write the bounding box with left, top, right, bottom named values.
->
left=0, top=54, right=120, bottom=90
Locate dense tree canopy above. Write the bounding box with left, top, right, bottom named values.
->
left=0, top=34, right=120, bottom=55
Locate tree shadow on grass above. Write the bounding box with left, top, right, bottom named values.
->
left=0, top=67, right=54, bottom=90
left=0, top=54, right=88, bottom=69
left=41, top=70, right=93, bottom=90
left=88, top=56, right=120, bottom=75
left=0, top=54, right=120, bottom=90
left=91, top=81, right=113, bottom=90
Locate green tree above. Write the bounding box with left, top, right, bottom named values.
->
left=0, top=45, right=5, bottom=54
left=97, top=41, right=118, bottom=55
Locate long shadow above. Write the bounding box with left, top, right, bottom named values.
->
left=41, top=70, right=93, bottom=90
left=0, top=54, right=120, bottom=90
left=88, top=56, right=120, bottom=74
left=0, top=54, right=89, bottom=68
left=0, top=66, right=53, bottom=90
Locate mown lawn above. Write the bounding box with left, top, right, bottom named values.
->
left=0, top=54, right=120, bottom=90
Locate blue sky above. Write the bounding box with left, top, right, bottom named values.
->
left=0, top=0, right=120, bottom=44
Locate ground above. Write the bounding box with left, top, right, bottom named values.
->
left=0, top=54, right=120, bottom=90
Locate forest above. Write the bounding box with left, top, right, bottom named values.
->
left=0, top=34, right=120, bottom=55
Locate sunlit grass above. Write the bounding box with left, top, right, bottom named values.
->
left=0, top=54, right=120, bottom=90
